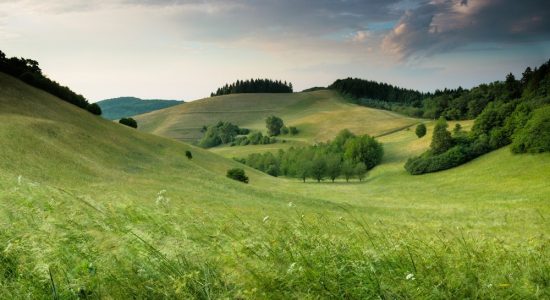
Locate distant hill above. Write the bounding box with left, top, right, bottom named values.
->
left=96, top=96, right=183, bottom=120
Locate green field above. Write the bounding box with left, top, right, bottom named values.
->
left=134, top=90, right=420, bottom=144
left=1, top=73, right=549, bottom=298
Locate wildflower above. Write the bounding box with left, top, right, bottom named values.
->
left=263, top=216, right=270, bottom=223
left=17, top=175, right=22, bottom=185
left=406, top=273, right=415, bottom=281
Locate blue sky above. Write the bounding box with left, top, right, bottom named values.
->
left=0, top=0, right=549, bottom=101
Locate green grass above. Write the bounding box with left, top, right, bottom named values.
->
left=134, top=90, right=420, bottom=144
left=1, top=72, right=549, bottom=298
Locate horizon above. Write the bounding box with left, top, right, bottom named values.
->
left=1, top=0, right=549, bottom=102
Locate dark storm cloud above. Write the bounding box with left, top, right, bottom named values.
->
left=384, top=0, right=550, bottom=58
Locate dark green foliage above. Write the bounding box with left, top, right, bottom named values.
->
left=310, top=156, right=327, bottom=182
left=119, top=117, right=138, bottom=129
left=0, top=49, right=90, bottom=110
left=281, top=126, right=289, bottom=135
left=266, top=115, right=284, bottom=136
left=332, top=60, right=550, bottom=121
left=354, top=162, right=367, bottom=181
left=511, top=106, right=550, bottom=153
left=235, top=131, right=276, bottom=146
left=430, top=117, right=453, bottom=155
left=96, top=97, right=182, bottom=120
left=86, top=103, right=102, bottom=116
left=211, top=79, right=293, bottom=96
left=289, top=126, right=299, bottom=135
left=301, top=87, right=326, bottom=92
left=241, top=129, right=382, bottom=182
left=415, top=123, right=427, bottom=138
left=226, top=168, right=249, bottom=183
left=344, top=135, right=384, bottom=170
left=185, top=150, right=192, bottom=160
left=199, top=122, right=249, bottom=148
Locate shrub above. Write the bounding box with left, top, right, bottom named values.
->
left=119, top=117, right=138, bottom=128
left=415, top=123, right=427, bottom=138
left=430, top=117, right=453, bottom=154
left=226, top=168, right=249, bottom=183
left=289, top=126, right=299, bottom=135
left=185, top=150, right=192, bottom=160
left=86, top=103, right=102, bottom=116
left=281, top=126, right=289, bottom=135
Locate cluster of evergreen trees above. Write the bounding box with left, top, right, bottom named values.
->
left=0, top=50, right=100, bottom=115
left=330, top=61, right=550, bottom=121
left=211, top=79, right=293, bottom=96
left=237, top=129, right=383, bottom=182
left=405, top=61, right=550, bottom=174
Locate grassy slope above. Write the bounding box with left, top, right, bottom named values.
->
left=134, top=90, right=420, bottom=145
left=1, top=73, right=549, bottom=298
left=96, top=97, right=182, bottom=120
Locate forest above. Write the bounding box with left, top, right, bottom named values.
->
left=211, top=78, right=293, bottom=96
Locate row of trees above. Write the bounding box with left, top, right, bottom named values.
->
left=330, top=60, right=550, bottom=121
left=237, top=129, right=383, bottom=182
left=0, top=49, right=100, bottom=115
left=211, top=79, right=293, bottom=96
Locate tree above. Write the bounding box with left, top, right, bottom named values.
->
left=281, top=126, right=289, bottom=135
left=341, top=160, right=355, bottom=182
left=453, top=123, right=462, bottom=135
left=119, top=117, right=138, bottom=128
left=325, top=155, right=341, bottom=182
left=415, top=123, right=427, bottom=138
left=185, top=150, right=192, bottom=160
left=344, top=135, right=383, bottom=170
left=430, top=117, right=453, bottom=154
left=354, top=162, right=367, bottom=181
left=226, top=168, right=249, bottom=183
left=309, top=156, right=326, bottom=182
left=266, top=115, right=284, bottom=136
left=86, top=103, right=102, bottom=115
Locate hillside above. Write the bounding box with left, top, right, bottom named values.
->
left=96, top=96, right=183, bottom=120
left=134, top=90, right=420, bottom=144
left=1, top=72, right=549, bottom=298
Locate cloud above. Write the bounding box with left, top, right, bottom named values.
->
left=383, top=0, right=550, bottom=58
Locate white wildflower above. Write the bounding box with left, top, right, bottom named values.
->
left=262, top=216, right=270, bottom=223
left=17, top=175, right=22, bottom=185
left=406, top=273, right=415, bottom=281
left=287, top=262, right=296, bottom=273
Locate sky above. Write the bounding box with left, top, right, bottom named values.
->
left=0, top=0, right=549, bottom=102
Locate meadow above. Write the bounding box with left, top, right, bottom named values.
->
left=1, top=73, right=549, bottom=298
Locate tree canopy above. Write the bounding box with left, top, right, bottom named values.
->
left=211, top=79, right=293, bottom=96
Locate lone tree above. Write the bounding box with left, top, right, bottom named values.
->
left=266, top=115, right=284, bottom=136
left=415, top=123, right=427, bottom=138
left=226, top=168, right=249, bottom=183
left=119, top=117, right=138, bottom=129
left=354, top=162, right=367, bottom=181
left=185, top=150, right=192, bottom=160
left=430, top=117, right=453, bottom=154
left=87, top=103, right=102, bottom=116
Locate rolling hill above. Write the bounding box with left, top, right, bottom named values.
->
left=134, top=90, right=420, bottom=144
left=96, top=96, right=183, bottom=120
left=1, top=72, right=549, bottom=298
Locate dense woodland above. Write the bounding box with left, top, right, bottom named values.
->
left=238, top=129, right=383, bottom=182
left=406, top=60, right=550, bottom=174
left=330, top=61, right=550, bottom=121
left=0, top=49, right=99, bottom=114
left=211, top=79, right=293, bottom=96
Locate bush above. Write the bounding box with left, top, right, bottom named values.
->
left=281, top=126, right=289, bottom=135
left=86, top=103, right=102, bottom=116
left=289, top=126, right=299, bottom=135
left=226, top=168, right=249, bottom=183
left=415, top=123, right=427, bottom=138
left=119, top=117, right=138, bottom=128
left=185, top=150, right=192, bottom=160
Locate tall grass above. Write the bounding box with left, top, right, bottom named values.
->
left=1, top=177, right=548, bottom=298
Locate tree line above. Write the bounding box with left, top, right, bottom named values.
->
left=236, top=129, right=383, bottom=182
left=329, top=60, right=550, bottom=121
left=0, top=49, right=101, bottom=115
left=211, top=79, right=293, bottom=96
